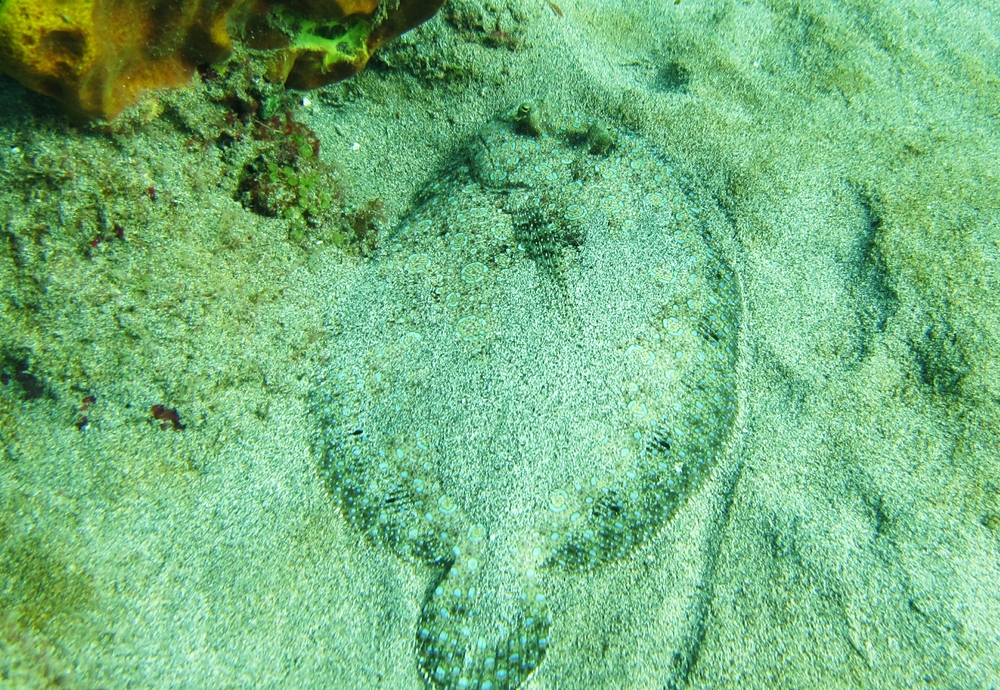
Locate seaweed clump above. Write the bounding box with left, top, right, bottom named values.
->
left=235, top=111, right=384, bottom=254
left=237, top=111, right=340, bottom=241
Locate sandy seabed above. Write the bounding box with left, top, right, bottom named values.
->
left=1, top=0, right=998, bottom=688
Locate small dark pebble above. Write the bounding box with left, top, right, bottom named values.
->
left=151, top=404, right=185, bottom=430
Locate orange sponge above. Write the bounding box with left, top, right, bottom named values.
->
left=245, top=0, right=447, bottom=90
left=0, top=0, right=247, bottom=119
left=0, top=0, right=445, bottom=120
